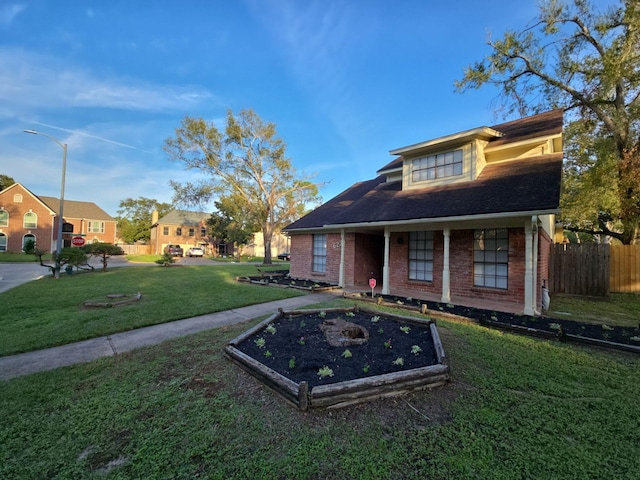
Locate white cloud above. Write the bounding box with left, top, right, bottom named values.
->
left=0, top=47, right=216, bottom=116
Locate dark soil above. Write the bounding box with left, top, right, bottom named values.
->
left=235, top=310, right=439, bottom=388
left=355, top=292, right=640, bottom=349
left=239, top=272, right=338, bottom=290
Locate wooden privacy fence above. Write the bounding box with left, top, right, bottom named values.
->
left=549, top=244, right=640, bottom=296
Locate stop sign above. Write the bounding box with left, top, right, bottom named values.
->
left=71, top=236, right=86, bottom=247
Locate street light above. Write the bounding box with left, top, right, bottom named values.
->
left=24, top=129, right=68, bottom=279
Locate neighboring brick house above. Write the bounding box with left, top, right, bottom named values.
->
left=150, top=209, right=234, bottom=256
left=0, top=183, right=116, bottom=253
left=284, top=110, right=564, bottom=315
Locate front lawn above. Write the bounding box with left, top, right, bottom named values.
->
left=548, top=293, right=640, bottom=327
left=0, top=252, right=52, bottom=262
left=1, top=301, right=638, bottom=479
left=0, top=265, right=303, bottom=356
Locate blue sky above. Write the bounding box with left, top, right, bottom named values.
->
left=1, top=0, right=540, bottom=216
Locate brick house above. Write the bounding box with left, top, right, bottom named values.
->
left=284, top=110, right=563, bottom=315
left=0, top=183, right=116, bottom=253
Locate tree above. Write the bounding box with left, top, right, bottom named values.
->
left=165, top=108, right=321, bottom=263
left=116, top=197, right=172, bottom=244
left=0, top=174, right=15, bottom=191
left=207, top=196, right=255, bottom=258
left=456, top=0, right=640, bottom=244
left=82, top=242, right=124, bottom=272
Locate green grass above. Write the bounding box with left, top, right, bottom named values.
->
left=0, top=265, right=303, bottom=356
left=124, top=254, right=162, bottom=263
left=549, top=293, right=640, bottom=327
left=1, top=300, right=638, bottom=479
left=0, top=252, right=52, bottom=262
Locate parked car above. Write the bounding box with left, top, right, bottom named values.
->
left=277, top=252, right=291, bottom=261
left=164, top=244, right=184, bottom=257
left=186, top=247, right=204, bottom=257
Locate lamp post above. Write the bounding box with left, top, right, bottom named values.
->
left=24, top=129, right=67, bottom=279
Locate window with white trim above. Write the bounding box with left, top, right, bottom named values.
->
left=409, top=231, right=434, bottom=281
left=22, top=233, right=36, bottom=252
left=312, top=234, right=326, bottom=273
left=23, top=212, right=37, bottom=228
left=474, top=229, right=509, bottom=289
left=412, top=149, right=463, bottom=182
left=0, top=209, right=8, bottom=227
left=88, top=221, right=105, bottom=233
left=0, top=233, right=6, bottom=252
left=163, top=226, right=169, bottom=235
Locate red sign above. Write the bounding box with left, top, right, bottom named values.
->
left=368, top=278, right=377, bottom=289
left=71, top=236, right=86, bottom=247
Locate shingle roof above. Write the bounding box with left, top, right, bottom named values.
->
left=38, top=196, right=115, bottom=221
left=285, top=153, right=563, bottom=230
left=157, top=210, right=209, bottom=226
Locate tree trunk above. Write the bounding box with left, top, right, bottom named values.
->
left=263, top=228, right=273, bottom=265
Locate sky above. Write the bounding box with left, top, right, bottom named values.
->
left=0, top=0, right=542, bottom=217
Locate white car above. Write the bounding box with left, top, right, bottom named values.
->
left=186, top=247, right=204, bottom=257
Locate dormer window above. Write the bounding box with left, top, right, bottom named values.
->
left=411, top=149, right=463, bottom=182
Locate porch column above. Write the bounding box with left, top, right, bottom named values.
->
left=523, top=217, right=537, bottom=316
left=382, top=228, right=390, bottom=295
left=532, top=217, right=539, bottom=313
left=339, top=229, right=345, bottom=287
left=441, top=228, right=451, bottom=303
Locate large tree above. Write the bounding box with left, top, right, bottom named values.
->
left=164, top=108, right=321, bottom=264
left=116, top=197, right=172, bottom=244
left=456, top=0, right=640, bottom=244
left=207, top=196, right=255, bottom=257
left=0, top=174, right=15, bottom=191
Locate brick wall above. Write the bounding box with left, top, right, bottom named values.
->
left=0, top=185, right=55, bottom=252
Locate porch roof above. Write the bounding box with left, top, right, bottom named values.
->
left=285, top=153, right=562, bottom=232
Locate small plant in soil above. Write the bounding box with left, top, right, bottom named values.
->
left=362, top=363, right=370, bottom=373
left=255, top=337, right=266, bottom=348
left=264, top=350, right=272, bottom=358
left=265, top=324, right=277, bottom=335
left=378, top=327, right=384, bottom=334
left=630, top=336, right=640, bottom=342
left=392, top=357, right=404, bottom=366
left=371, top=315, right=380, bottom=323
left=602, top=324, right=614, bottom=330
left=318, top=311, right=326, bottom=318
left=289, top=357, right=296, bottom=369
left=345, top=311, right=355, bottom=317
left=299, top=320, right=306, bottom=328
left=298, top=336, right=305, bottom=345
left=384, top=338, right=392, bottom=349
left=549, top=323, right=561, bottom=331
left=341, top=349, right=352, bottom=359
left=318, top=366, right=334, bottom=379
left=400, top=326, right=411, bottom=334
left=411, top=345, right=423, bottom=355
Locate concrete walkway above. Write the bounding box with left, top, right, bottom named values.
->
left=0, top=292, right=337, bottom=381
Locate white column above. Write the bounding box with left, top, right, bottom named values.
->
left=532, top=216, right=539, bottom=314
left=339, top=229, right=345, bottom=287
left=523, top=218, right=535, bottom=316
left=382, top=228, right=390, bottom=294
left=441, top=228, right=451, bottom=303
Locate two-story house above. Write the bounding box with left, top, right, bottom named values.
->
left=284, top=110, right=563, bottom=315
left=0, top=183, right=116, bottom=253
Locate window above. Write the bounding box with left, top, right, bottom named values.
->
left=408, top=231, right=434, bottom=281
left=474, top=229, right=509, bottom=289
left=176, top=227, right=182, bottom=236
left=0, top=209, right=8, bottom=227
left=163, top=226, right=169, bottom=235
left=200, top=226, right=207, bottom=237
left=0, top=233, right=6, bottom=252
left=312, top=234, right=326, bottom=273
left=188, top=228, right=195, bottom=237
left=13, top=194, right=22, bottom=203
left=88, top=221, right=104, bottom=233
left=412, top=149, right=463, bottom=182
left=22, top=234, right=35, bottom=252
left=23, top=212, right=37, bottom=228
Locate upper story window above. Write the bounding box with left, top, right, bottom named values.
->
left=176, top=227, right=182, bottom=236
left=23, top=211, right=37, bottom=228
left=188, top=228, right=195, bottom=237
left=88, top=221, right=105, bottom=233
left=0, top=209, right=8, bottom=227
left=412, top=149, right=463, bottom=182
left=200, top=226, right=207, bottom=237
left=163, top=226, right=169, bottom=236
left=13, top=194, right=23, bottom=203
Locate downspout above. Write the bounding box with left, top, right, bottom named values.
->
left=382, top=228, right=390, bottom=295
left=339, top=229, right=345, bottom=288
left=532, top=216, right=539, bottom=315
left=441, top=228, right=451, bottom=303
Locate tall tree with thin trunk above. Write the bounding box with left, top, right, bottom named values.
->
left=164, top=109, right=321, bottom=264
left=456, top=0, right=640, bottom=244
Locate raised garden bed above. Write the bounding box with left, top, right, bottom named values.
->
left=345, top=292, right=640, bottom=354
left=225, top=306, right=449, bottom=410
left=82, top=292, right=142, bottom=308
left=237, top=273, right=340, bottom=292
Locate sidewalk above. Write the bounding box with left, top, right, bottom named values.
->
left=0, top=292, right=337, bottom=381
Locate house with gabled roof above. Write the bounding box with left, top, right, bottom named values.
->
left=284, top=110, right=563, bottom=315
left=0, top=183, right=116, bottom=253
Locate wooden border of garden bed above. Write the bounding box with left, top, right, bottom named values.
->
left=236, top=276, right=341, bottom=292
left=225, top=306, right=450, bottom=410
